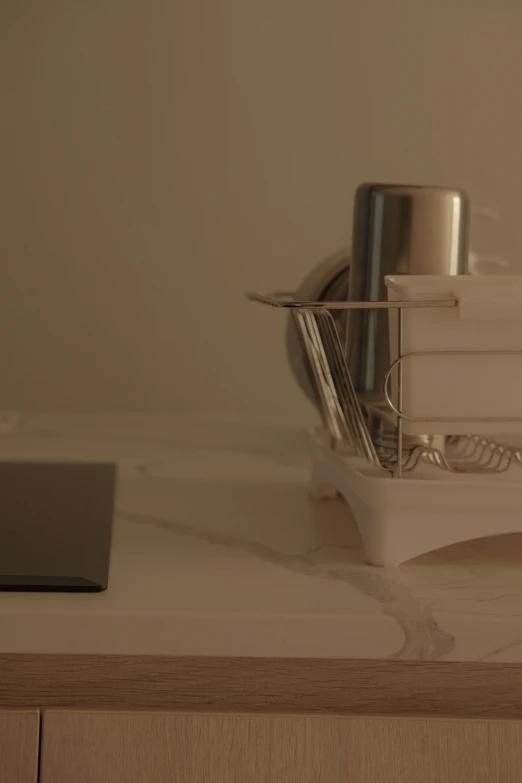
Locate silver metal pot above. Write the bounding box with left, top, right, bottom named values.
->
left=286, top=183, right=470, bottom=449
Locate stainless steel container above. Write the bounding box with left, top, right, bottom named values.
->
left=348, top=184, right=470, bottom=414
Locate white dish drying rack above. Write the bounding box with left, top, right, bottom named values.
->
left=248, top=276, right=522, bottom=566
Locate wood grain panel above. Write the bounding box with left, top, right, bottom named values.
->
left=40, top=710, right=522, bottom=783
left=2, top=654, right=522, bottom=719
left=0, top=710, right=39, bottom=783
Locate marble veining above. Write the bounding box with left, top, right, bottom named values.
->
left=117, top=509, right=455, bottom=660
left=1, top=413, right=522, bottom=661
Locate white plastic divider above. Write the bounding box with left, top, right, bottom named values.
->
left=385, top=275, right=522, bottom=436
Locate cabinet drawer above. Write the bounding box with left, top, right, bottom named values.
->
left=40, top=710, right=522, bottom=783
left=0, top=710, right=39, bottom=783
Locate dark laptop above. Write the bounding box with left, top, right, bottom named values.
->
left=0, top=461, right=116, bottom=591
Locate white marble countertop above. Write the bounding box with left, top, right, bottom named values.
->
left=1, top=413, right=522, bottom=662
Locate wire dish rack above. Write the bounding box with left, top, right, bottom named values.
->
left=247, top=290, right=522, bottom=477
left=248, top=284, right=522, bottom=565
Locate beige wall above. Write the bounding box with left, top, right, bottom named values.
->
left=1, top=0, right=521, bottom=420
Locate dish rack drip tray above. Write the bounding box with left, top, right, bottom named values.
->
left=309, top=427, right=522, bottom=566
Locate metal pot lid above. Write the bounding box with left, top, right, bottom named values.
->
left=285, top=249, right=350, bottom=405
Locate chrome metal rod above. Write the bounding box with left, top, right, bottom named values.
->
left=246, top=292, right=457, bottom=310
left=395, top=308, right=404, bottom=479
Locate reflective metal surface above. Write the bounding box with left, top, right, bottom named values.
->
left=285, top=250, right=349, bottom=405
left=282, top=183, right=470, bottom=455
left=348, top=184, right=469, bottom=403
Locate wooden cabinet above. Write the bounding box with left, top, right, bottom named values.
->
left=0, top=710, right=39, bottom=783
left=40, top=710, right=522, bottom=783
